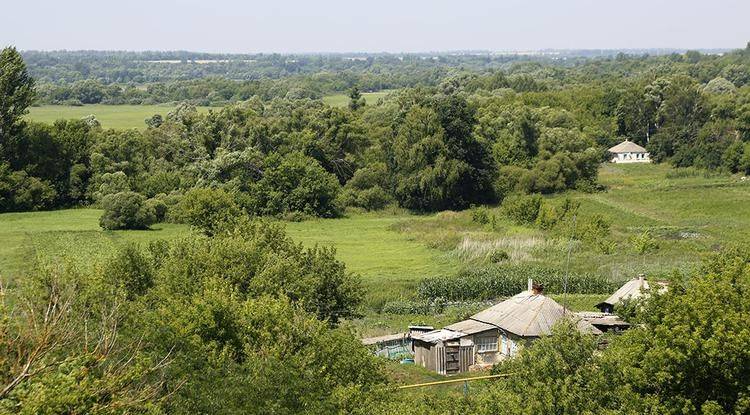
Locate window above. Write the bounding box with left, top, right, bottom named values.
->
left=508, top=339, right=518, bottom=357
left=476, top=336, right=498, bottom=353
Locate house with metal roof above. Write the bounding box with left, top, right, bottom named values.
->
left=595, top=276, right=668, bottom=313
left=608, top=140, right=650, bottom=163
left=411, top=280, right=601, bottom=375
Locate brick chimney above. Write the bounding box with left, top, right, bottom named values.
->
left=531, top=283, right=544, bottom=295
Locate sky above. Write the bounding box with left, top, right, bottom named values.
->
left=3, top=0, right=749, bottom=53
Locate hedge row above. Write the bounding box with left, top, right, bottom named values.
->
left=417, top=264, right=620, bottom=301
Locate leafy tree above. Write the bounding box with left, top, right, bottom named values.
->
left=244, top=152, right=342, bottom=217
left=704, top=77, right=737, bottom=95
left=348, top=86, right=365, bottom=110
left=176, top=187, right=242, bottom=235
left=0, top=47, right=36, bottom=155
left=390, top=94, right=495, bottom=211
left=99, top=191, right=156, bottom=230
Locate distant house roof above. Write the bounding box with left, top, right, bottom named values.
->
left=597, top=277, right=667, bottom=307
left=608, top=140, right=648, bottom=153
left=361, top=332, right=408, bottom=346
left=465, top=290, right=601, bottom=337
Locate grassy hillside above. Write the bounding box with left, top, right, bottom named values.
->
left=322, top=90, right=393, bottom=107
left=26, top=104, right=215, bottom=129
left=1, top=164, right=748, bottom=334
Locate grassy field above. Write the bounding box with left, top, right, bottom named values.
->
left=284, top=212, right=459, bottom=295
left=1, top=163, right=748, bottom=335
left=322, top=90, right=394, bottom=107
left=26, top=105, right=215, bottom=130
left=0, top=209, right=189, bottom=284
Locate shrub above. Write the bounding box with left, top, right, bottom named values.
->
left=577, top=214, right=613, bottom=253
left=631, top=229, right=660, bottom=254
left=471, top=205, right=490, bottom=224
left=488, top=250, right=510, bottom=263
left=340, top=185, right=394, bottom=211
left=0, top=167, right=58, bottom=212
left=417, top=264, right=620, bottom=301
left=105, top=244, right=154, bottom=299
left=145, top=197, right=168, bottom=222
left=99, top=191, right=156, bottom=230
left=245, top=152, right=342, bottom=218
left=501, top=193, right=542, bottom=224
left=176, top=187, right=242, bottom=235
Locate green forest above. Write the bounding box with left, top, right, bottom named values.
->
left=1, top=43, right=750, bottom=414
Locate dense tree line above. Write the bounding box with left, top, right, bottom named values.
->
left=4, top=45, right=750, bottom=222
left=2, top=47, right=606, bottom=223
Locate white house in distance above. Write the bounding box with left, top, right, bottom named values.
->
left=608, top=140, right=650, bottom=163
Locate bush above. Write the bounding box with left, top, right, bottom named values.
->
left=339, top=185, right=394, bottom=211
left=417, top=264, right=620, bottom=301
left=105, top=244, right=154, bottom=299
left=99, top=191, right=156, bottom=230
left=488, top=250, right=510, bottom=263
left=501, top=193, right=542, bottom=224
left=471, top=205, right=491, bottom=224
left=145, top=197, right=168, bottom=222
left=176, top=187, right=242, bottom=235
left=245, top=153, right=342, bottom=218
left=0, top=166, right=58, bottom=212
left=631, top=229, right=660, bottom=254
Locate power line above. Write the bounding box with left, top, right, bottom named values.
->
left=396, top=373, right=515, bottom=390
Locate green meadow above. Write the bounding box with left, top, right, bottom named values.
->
left=26, top=104, right=215, bottom=129
left=1, top=163, right=748, bottom=334
left=24, top=93, right=393, bottom=129
left=322, top=90, right=394, bottom=107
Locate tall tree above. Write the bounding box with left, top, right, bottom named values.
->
left=348, top=86, right=365, bottom=111
left=0, top=47, right=36, bottom=157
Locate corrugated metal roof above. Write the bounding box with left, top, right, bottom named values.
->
left=575, top=312, right=630, bottom=327
left=608, top=140, right=648, bottom=153
left=444, top=319, right=497, bottom=335
left=468, top=290, right=601, bottom=337
left=599, top=277, right=667, bottom=306
left=411, top=329, right=466, bottom=344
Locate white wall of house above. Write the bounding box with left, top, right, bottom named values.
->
left=611, top=152, right=651, bottom=163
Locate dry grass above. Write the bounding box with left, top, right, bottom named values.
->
left=454, top=235, right=548, bottom=262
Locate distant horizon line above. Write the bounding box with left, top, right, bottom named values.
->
left=15, top=46, right=742, bottom=56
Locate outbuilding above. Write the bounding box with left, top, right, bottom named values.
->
left=608, top=140, right=650, bottom=163
left=595, top=276, right=668, bottom=313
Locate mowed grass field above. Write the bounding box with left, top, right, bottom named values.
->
left=0, top=209, right=189, bottom=284
left=322, top=90, right=394, bottom=107
left=26, top=105, right=215, bottom=130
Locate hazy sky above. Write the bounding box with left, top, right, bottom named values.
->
left=3, top=0, right=749, bottom=53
